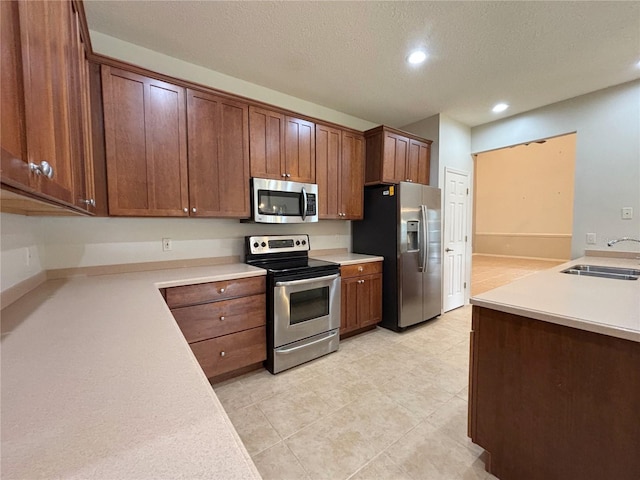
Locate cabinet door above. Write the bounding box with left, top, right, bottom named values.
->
left=0, top=0, right=29, bottom=189
left=341, top=276, right=360, bottom=334
left=341, top=131, right=365, bottom=219
left=187, top=89, right=250, bottom=217
left=408, top=139, right=430, bottom=185
left=285, top=116, right=315, bottom=183
left=102, top=66, right=188, bottom=216
left=249, top=106, right=285, bottom=180
left=382, top=132, right=409, bottom=183
left=359, top=273, right=383, bottom=327
left=69, top=2, right=95, bottom=213
left=315, top=123, right=341, bottom=219
left=19, top=0, right=76, bottom=204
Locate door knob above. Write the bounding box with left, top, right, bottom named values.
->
left=445, top=248, right=454, bottom=252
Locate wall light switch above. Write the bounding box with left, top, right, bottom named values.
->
left=162, top=238, right=172, bottom=251
left=586, top=233, right=596, bottom=245
left=621, top=207, right=633, bottom=219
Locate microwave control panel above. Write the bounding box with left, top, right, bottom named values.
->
left=306, top=194, right=317, bottom=215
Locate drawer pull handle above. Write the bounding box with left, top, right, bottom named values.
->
left=220, top=316, right=225, bottom=321
left=220, top=351, right=225, bottom=357
left=219, top=288, right=225, bottom=293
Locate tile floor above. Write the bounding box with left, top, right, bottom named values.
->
left=212, top=255, right=559, bottom=479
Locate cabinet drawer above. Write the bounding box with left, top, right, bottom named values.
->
left=341, top=261, right=382, bottom=279
left=165, top=276, right=265, bottom=308
left=172, top=294, right=266, bottom=343
left=190, top=326, right=266, bottom=378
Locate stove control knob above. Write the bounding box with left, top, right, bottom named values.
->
left=261, top=242, right=267, bottom=247
left=296, top=240, right=300, bottom=245
left=253, top=242, right=259, bottom=248
left=301, top=240, right=306, bottom=245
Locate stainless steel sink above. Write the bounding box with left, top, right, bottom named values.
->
left=561, top=264, right=640, bottom=280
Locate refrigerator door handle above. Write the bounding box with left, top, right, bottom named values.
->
left=420, top=205, right=429, bottom=273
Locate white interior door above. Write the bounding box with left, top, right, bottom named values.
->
left=443, top=168, right=469, bottom=312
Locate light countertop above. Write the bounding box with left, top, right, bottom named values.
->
left=1, top=264, right=266, bottom=479
left=471, top=256, right=640, bottom=343
left=311, top=253, right=384, bottom=265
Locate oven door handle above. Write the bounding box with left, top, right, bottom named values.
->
left=275, top=273, right=339, bottom=287
left=276, top=330, right=338, bottom=354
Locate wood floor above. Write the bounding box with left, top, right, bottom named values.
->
left=471, top=254, right=565, bottom=296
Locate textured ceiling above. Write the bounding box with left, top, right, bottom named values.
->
left=83, top=1, right=640, bottom=128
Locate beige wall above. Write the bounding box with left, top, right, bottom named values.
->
left=474, top=133, right=576, bottom=259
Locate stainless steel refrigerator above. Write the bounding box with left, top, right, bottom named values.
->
left=352, top=182, right=442, bottom=331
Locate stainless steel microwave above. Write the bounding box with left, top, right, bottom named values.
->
left=251, top=178, right=318, bottom=223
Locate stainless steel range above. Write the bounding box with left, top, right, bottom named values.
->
left=245, top=234, right=340, bottom=374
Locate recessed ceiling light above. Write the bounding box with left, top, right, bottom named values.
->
left=407, top=50, right=427, bottom=65
left=492, top=103, right=509, bottom=113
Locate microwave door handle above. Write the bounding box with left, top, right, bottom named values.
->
left=301, top=187, right=308, bottom=221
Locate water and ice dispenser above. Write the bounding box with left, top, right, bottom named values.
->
left=407, top=220, right=420, bottom=252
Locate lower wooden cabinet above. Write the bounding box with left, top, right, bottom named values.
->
left=470, top=306, right=640, bottom=480
left=163, top=276, right=266, bottom=380
left=190, top=326, right=267, bottom=379
left=340, top=261, right=383, bottom=336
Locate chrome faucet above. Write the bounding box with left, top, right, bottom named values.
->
left=607, top=237, right=640, bottom=247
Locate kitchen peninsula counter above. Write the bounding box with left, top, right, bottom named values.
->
left=1, top=264, right=266, bottom=479
left=471, top=254, right=640, bottom=342
left=469, top=254, right=640, bottom=480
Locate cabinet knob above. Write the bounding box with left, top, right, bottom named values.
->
left=358, top=266, right=363, bottom=272
left=220, top=351, right=225, bottom=357
left=219, top=288, right=225, bottom=293
left=281, top=173, right=287, bottom=178
left=183, top=207, right=188, bottom=213
left=29, top=160, right=54, bottom=179
left=220, top=316, right=225, bottom=321
left=191, top=207, right=196, bottom=213
left=286, top=173, right=291, bottom=178
left=81, top=199, right=96, bottom=207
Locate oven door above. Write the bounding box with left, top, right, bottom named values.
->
left=273, top=273, right=340, bottom=347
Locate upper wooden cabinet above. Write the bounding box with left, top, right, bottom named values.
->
left=1, top=0, right=94, bottom=212
left=364, top=126, right=432, bottom=185
left=102, top=66, right=189, bottom=216
left=187, top=89, right=250, bottom=218
left=316, top=124, right=364, bottom=220
left=249, top=106, right=315, bottom=183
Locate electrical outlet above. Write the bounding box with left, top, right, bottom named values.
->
left=586, top=233, right=596, bottom=245
left=621, top=207, right=633, bottom=219
left=162, top=238, right=172, bottom=251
